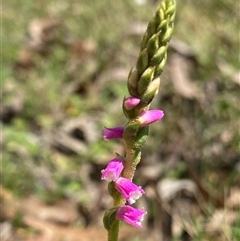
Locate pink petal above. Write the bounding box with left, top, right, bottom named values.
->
left=102, top=126, right=124, bottom=140
left=116, top=205, right=147, bottom=228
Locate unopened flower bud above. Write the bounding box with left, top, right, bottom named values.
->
left=124, top=97, right=141, bottom=110
left=138, top=110, right=164, bottom=126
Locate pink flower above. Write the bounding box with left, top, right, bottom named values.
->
left=116, top=205, right=147, bottom=228
left=101, top=158, right=124, bottom=182
left=115, top=177, right=145, bottom=204
left=102, top=126, right=124, bottom=140
left=124, top=97, right=141, bottom=110
left=138, top=110, right=164, bottom=125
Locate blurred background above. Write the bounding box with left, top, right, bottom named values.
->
left=1, top=0, right=239, bottom=240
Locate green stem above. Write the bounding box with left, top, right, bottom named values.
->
left=122, top=145, right=141, bottom=180
left=106, top=191, right=125, bottom=240
left=107, top=220, right=120, bottom=241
